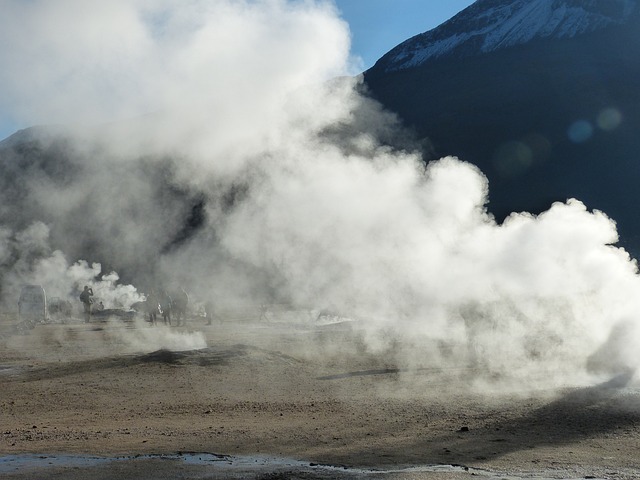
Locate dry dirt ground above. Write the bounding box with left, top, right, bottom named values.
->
left=1, top=311, right=640, bottom=479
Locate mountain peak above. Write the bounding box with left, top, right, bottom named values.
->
left=374, top=0, right=638, bottom=72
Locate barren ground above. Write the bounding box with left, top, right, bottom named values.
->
left=1, top=311, right=640, bottom=479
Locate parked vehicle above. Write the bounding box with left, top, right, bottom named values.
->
left=18, top=284, right=48, bottom=324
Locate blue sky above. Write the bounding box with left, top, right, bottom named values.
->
left=334, top=0, right=476, bottom=70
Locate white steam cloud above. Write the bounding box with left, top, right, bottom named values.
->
left=0, top=0, right=639, bottom=390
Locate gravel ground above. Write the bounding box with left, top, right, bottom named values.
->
left=1, top=314, right=640, bottom=479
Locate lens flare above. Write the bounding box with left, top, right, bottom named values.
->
left=597, top=107, right=623, bottom=131
left=567, top=120, right=594, bottom=143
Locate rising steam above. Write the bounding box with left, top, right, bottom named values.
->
left=0, top=0, right=639, bottom=389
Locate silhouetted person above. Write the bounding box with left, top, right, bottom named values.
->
left=172, top=288, right=189, bottom=326
left=146, top=290, right=159, bottom=325
left=159, top=290, right=172, bottom=326
left=79, top=285, right=93, bottom=323
left=204, top=300, right=215, bottom=325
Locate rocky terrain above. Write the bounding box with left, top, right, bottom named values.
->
left=1, top=312, right=640, bottom=479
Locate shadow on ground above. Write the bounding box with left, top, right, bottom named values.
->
left=2, top=345, right=293, bottom=382
left=412, top=371, right=640, bottom=465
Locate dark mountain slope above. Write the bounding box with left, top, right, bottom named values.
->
left=364, top=5, right=640, bottom=254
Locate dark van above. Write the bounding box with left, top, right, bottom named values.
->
left=18, top=284, right=48, bottom=323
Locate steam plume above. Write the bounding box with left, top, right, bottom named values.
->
left=0, top=0, right=639, bottom=389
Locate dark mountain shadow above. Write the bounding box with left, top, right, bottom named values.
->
left=364, top=16, right=640, bottom=257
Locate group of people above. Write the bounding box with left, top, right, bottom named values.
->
left=79, top=284, right=215, bottom=325
left=144, top=288, right=189, bottom=326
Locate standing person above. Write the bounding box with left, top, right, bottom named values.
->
left=159, top=290, right=172, bottom=326
left=172, top=288, right=189, bottom=326
left=79, top=285, right=94, bottom=323
left=204, top=300, right=215, bottom=325
left=146, top=289, right=159, bottom=325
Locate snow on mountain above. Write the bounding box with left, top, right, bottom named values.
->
left=377, top=0, right=638, bottom=72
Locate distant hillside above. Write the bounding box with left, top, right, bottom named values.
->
left=364, top=0, right=640, bottom=255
